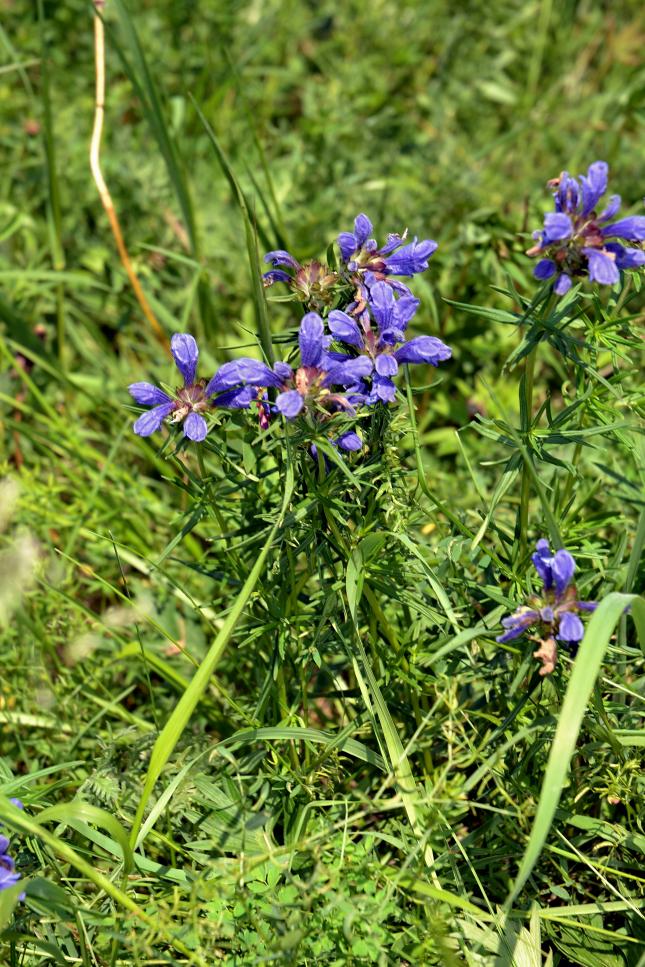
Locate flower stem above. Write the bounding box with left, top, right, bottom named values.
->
left=404, top=367, right=513, bottom=577
left=519, top=342, right=538, bottom=561
left=518, top=291, right=559, bottom=558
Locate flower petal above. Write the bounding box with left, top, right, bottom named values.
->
left=532, top=539, right=554, bottom=589
left=601, top=215, right=645, bottom=241
left=554, top=273, right=572, bottom=296
left=170, top=333, right=199, bottom=386
left=263, top=250, right=300, bottom=269
left=368, top=280, right=397, bottom=330
left=557, top=612, right=585, bottom=643
left=383, top=238, right=437, bottom=275
left=379, top=232, right=404, bottom=256
left=128, top=382, right=171, bottom=405
left=395, top=295, right=420, bottom=327
left=299, top=313, right=325, bottom=367
left=603, top=242, right=645, bottom=270
left=325, top=356, right=373, bottom=386
left=554, top=171, right=578, bottom=213
left=328, top=310, right=363, bottom=347
left=552, top=549, right=576, bottom=595
left=533, top=258, right=557, bottom=280
left=214, top=385, right=257, bottom=409
left=263, top=269, right=292, bottom=286
left=337, top=431, right=363, bottom=452
left=375, top=353, right=398, bottom=377
left=581, top=247, right=620, bottom=285
left=579, top=161, right=608, bottom=216
left=338, top=232, right=358, bottom=262
left=273, top=361, right=294, bottom=382
left=276, top=389, right=304, bottom=419
left=373, top=376, right=397, bottom=402
left=183, top=412, right=208, bottom=442
left=542, top=212, right=573, bottom=244
left=206, top=359, right=281, bottom=395
left=394, top=335, right=452, bottom=366
left=353, top=213, right=373, bottom=246
left=133, top=401, right=175, bottom=437
left=597, top=194, right=621, bottom=222
left=496, top=608, right=539, bottom=643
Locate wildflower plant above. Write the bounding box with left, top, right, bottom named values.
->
left=3, top=0, right=645, bottom=960
left=128, top=214, right=452, bottom=455
left=497, top=540, right=597, bottom=674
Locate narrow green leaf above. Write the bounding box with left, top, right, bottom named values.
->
left=346, top=546, right=364, bottom=623
left=217, top=725, right=385, bottom=771
left=191, top=98, right=274, bottom=365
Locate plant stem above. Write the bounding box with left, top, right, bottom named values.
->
left=519, top=342, right=538, bottom=561
left=404, top=367, right=513, bottom=577
left=517, top=291, right=559, bottom=557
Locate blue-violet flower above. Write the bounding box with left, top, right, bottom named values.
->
left=497, top=540, right=597, bottom=675
left=128, top=334, right=216, bottom=442
left=338, top=213, right=437, bottom=298
left=208, top=314, right=370, bottom=448
left=528, top=161, right=645, bottom=295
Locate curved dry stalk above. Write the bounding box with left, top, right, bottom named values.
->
left=90, top=0, right=168, bottom=349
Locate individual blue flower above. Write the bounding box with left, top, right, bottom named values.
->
left=328, top=281, right=451, bottom=403
left=0, top=798, right=24, bottom=897
left=128, top=333, right=216, bottom=442
left=528, top=161, right=645, bottom=295
left=497, top=539, right=597, bottom=674
left=0, top=842, right=22, bottom=893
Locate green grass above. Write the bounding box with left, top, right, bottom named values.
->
left=1, top=0, right=644, bottom=964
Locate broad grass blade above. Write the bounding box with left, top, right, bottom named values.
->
left=36, top=801, right=134, bottom=873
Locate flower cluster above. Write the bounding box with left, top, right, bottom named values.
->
left=528, top=161, right=645, bottom=295
left=497, top=540, right=596, bottom=675
left=264, top=212, right=437, bottom=313
left=0, top=798, right=24, bottom=897
left=129, top=214, right=450, bottom=451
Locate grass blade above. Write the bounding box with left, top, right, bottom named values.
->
left=36, top=801, right=134, bottom=873
left=191, top=97, right=275, bottom=365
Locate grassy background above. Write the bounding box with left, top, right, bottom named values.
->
left=1, top=0, right=644, bottom=963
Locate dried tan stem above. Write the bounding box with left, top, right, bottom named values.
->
left=90, top=0, right=168, bottom=349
